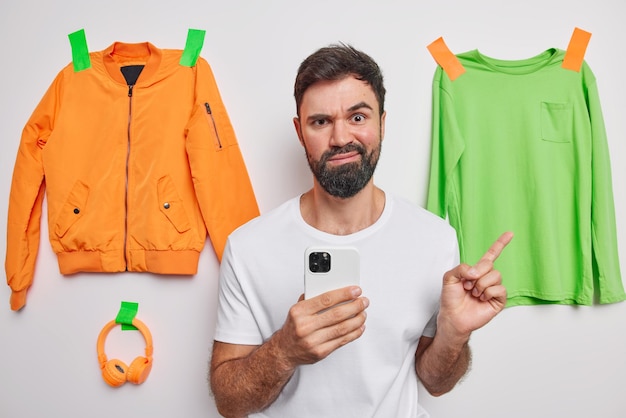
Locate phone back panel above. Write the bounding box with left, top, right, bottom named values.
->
left=304, top=246, right=360, bottom=299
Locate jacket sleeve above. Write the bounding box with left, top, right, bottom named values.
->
left=5, top=71, right=63, bottom=310
left=584, top=65, right=625, bottom=303
left=185, top=58, right=259, bottom=261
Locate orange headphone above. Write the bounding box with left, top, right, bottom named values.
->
left=96, top=318, right=153, bottom=387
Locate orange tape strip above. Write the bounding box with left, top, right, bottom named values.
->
left=562, top=27, right=592, bottom=72
left=427, top=37, right=465, bottom=81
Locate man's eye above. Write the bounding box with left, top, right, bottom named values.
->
left=352, top=114, right=365, bottom=123
left=313, top=119, right=328, bottom=126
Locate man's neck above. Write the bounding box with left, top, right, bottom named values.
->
left=300, top=182, right=385, bottom=235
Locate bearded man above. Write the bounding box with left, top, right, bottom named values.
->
left=209, top=43, right=512, bottom=418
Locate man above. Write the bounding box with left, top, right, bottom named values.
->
left=209, top=43, right=512, bottom=417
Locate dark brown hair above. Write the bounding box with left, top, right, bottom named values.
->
left=294, top=43, right=386, bottom=117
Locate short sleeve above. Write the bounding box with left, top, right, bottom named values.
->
left=213, top=239, right=264, bottom=345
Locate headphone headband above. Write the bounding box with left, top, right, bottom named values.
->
left=96, top=318, right=153, bottom=366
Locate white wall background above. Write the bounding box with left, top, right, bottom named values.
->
left=1, top=1, right=625, bottom=417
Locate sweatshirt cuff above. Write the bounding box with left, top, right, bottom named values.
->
left=10, top=289, right=27, bottom=311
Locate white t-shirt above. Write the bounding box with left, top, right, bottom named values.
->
left=214, top=193, right=459, bottom=418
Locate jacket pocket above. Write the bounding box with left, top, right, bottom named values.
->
left=54, top=181, right=89, bottom=238
left=541, top=101, right=572, bottom=143
left=157, top=175, right=191, bottom=233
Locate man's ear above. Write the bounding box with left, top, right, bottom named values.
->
left=293, top=117, right=305, bottom=146
left=380, top=110, right=387, bottom=141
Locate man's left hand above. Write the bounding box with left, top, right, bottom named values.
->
left=438, top=231, right=514, bottom=341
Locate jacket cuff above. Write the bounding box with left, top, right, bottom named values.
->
left=10, top=289, right=27, bottom=311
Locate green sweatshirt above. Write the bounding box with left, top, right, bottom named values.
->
left=427, top=48, right=625, bottom=306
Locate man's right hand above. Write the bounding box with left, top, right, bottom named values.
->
left=274, top=286, right=369, bottom=367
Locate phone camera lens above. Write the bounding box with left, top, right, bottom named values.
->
left=309, top=251, right=331, bottom=273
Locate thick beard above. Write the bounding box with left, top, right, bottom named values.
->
left=307, top=141, right=381, bottom=199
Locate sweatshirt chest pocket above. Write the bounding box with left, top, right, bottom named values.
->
left=54, top=181, right=89, bottom=238
left=157, top=175, right=191, bottom=233
left=540, top=101, right=573, bottom=143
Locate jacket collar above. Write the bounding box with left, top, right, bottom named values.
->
left=102, top=42, right=162, bottom=85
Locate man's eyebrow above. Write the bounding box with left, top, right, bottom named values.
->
left=306, top=113, right=330, bottom=124
left=347, top=101, right=374, bottom=112
left=306, top=102, right=375, bottom=123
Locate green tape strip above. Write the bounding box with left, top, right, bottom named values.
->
left=180, top=28, right=206, bottom=67
left=68, top=29, right=91, bottom=72
left=115, top=301, right=139, bottom=331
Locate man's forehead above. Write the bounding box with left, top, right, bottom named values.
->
left=300, top=76, right=378, bottom=114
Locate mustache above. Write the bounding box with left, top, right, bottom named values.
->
left=321, top=143, right=366, bottom=162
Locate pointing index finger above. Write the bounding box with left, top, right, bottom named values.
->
left=479, top=231, right=514, bottom=264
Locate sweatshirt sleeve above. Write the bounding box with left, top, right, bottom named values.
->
left=584, top=65, right=626, bottom=303
left=185, top=57, right=259, bottom=261
left=5, top=72, right=63, bottom=310
left=426, top=67, right=465, bottom=219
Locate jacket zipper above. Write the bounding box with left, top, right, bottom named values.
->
left=124, top=84, right=134, bottom=271
left=204, top=102, right=222, bottom=149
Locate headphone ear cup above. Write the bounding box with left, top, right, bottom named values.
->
left=126, top=356, right=152, bottom=385
left=101, top=359, right=129, bottom=387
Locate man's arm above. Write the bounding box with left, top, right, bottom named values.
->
left=210, top=339, right=295, bottom=417
left=414, top=334, right=471, bottom=397
left=415, top=232, right=513, bottom=396
left=210, top=286, right=369, bottom=417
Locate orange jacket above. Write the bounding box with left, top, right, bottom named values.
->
left=5, top=41, right=259, bottom=311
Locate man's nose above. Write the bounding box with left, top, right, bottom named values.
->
left=329, top=121, right=353, bottom=147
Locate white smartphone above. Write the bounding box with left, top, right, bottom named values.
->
left=304, top=246, right=360, bottom=299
